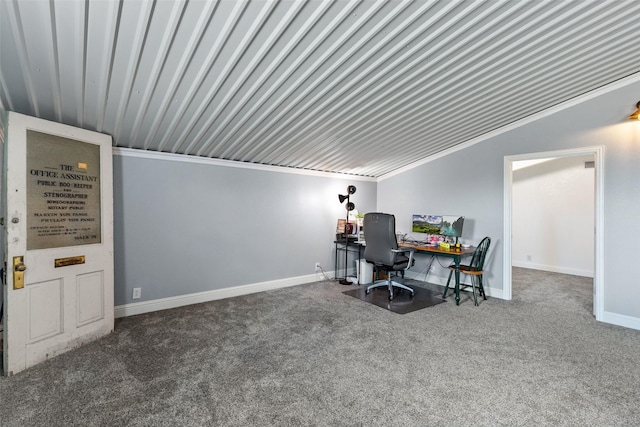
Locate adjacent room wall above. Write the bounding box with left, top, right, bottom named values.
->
left=112, top=150, right=376, bottom=308
left=512, top=155, right=595, bottom=277
left=377, top=77, right=640, bottom=327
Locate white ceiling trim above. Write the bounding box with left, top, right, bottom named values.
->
left=112, top=146, right=376, bottom=182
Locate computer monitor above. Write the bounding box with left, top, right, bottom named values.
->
left=439, top=215, right=464, bottom=237
left=412, top=214, right=443, bottom=234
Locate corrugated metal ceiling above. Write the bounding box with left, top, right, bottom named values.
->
left=2, top=0, right=640, bottom=178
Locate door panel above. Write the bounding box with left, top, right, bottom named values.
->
left=77, top=271, right=104, bottom=326
left=3, top=112, right=114, bottom=375
left=27, top=279, right=63, bottom=342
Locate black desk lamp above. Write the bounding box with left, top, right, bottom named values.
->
left=338, top=185, right=356, bottom=285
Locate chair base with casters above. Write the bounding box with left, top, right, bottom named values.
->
left=366, top=270, right=414, bottom=301
left=442, top=236, right=491, bottom=306
left=365, top=246, right=416, bottom=301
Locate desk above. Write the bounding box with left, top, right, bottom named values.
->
left=399, top=243, right=475, bottom=305
left=334, top=240, right=364, bottom=283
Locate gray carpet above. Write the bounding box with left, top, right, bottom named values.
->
left=1, top=268, right=639, bottom=426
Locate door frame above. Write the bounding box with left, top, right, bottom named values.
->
left=503, top=146, right=604, bottom=320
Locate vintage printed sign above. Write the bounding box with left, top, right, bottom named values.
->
left=26, top=130, right=101, bottom=249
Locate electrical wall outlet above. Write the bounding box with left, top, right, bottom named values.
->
left=315, top=262, right=321, bottom=271
left=132, top=287, right=141, bottom=299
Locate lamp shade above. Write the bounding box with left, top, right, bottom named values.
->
left=338, top=194, right=348, bottom=203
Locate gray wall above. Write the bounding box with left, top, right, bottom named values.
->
left=378, top=80, right=640, bottom=320
left=113, top=153, right=376, bottom=305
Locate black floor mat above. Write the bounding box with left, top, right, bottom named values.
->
left=343, top=284, right=446, bottom=314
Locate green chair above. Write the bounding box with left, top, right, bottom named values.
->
left=443, top=237, right=491, bottom=306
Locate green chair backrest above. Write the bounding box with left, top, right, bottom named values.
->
left=469, top=237, right=491, bottom=271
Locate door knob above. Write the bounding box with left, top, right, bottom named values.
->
left=13, top=256, right=26, bottom=289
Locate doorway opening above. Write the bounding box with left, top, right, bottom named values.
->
left=503, top=147, right=604, bottom=321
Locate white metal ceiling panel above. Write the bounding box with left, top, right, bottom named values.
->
left=17, top=1, right=58, bottom=120
left=53, top=0, right=86, bottom=126
left=122, top=0, right=186, bottom=147
left=1, top=0, right=640, bottom=177
left=0, top=1, right=28, bottom=113
left=82, top=0, right=118, bottom=132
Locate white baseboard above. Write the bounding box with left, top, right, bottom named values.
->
left=601, top=311, right=640, bottom=331
left=114, top=272, right=330, bottom=318
left=512, top=261, right=593, bottom=278
left=404, top=271, right=505, bottom=300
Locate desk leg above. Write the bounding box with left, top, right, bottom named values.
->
left=358, top=245, right=364, bottom=286
left=454, top=258, right=461, bottom=306
left=334, top=243, right=338, bottom=280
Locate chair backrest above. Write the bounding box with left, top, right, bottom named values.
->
left=363, top=213, right=399, bottom=267
left=469, top=237, right=491, bottom=271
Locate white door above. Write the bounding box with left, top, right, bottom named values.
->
left=2, top=112, right=114, bottom=375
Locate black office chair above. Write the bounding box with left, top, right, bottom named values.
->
left=363, top=213, right=416, bottom=301
left=443, top=236, right=491, bottom=306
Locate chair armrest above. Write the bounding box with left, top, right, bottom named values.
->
left=391, top=247, right=416, bottom=254
left=392, top=247, right=416, bottom=271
